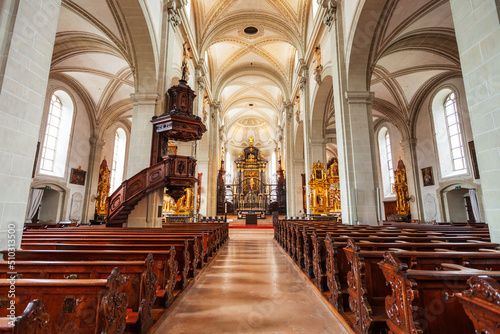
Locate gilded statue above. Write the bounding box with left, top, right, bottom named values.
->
left=394, top=158, right=410, bottom=216
left=95, top=158, right=110, bottom=217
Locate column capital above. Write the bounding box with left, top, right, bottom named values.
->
left=299, top=76, right=307, bottom=91
left=318, top=0, right=337, bottom=29
left=130, top=93, right=159, bottom=105
left=196, top=74, right=205, bottom=91
left=210, top=101, right=221, bottom=109
left=282, top=100, right=293, bottom=109
left=89, top=136, right=105, bottom=148
left=309, top=138, right=325, bottom=145
left=167, top=0, right=182, bottom=27
left=344, top=91, right=375, bottom=104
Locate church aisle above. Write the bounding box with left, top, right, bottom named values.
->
left=153, top=229, right=351, bottom=333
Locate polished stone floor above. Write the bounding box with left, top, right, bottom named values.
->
left=153, top=229, right=351, bottom=333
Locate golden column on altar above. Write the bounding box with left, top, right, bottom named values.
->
left=95, top=158, right=110, bottom=217
left=308, top=161, right=329, bottom=215
left=163, top=187, right=194, bottom=216
left=175, top=187, right=194, bottom=215
left=394, top=158, right=410, bottom=216
left=327, top=158, right=341, bottom=212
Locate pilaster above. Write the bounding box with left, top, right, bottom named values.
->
left=284, top=101, right=296, bottom=216
left=82, top=137, right=105, bottom=224
left=343, top=91, right=378, bottom=225
left=449, top=0, right=500, bottom=241
left=400, top=138, right=424, bottom=221
left=0, top=0, right=62, bottom=250
left=127, top=93, right=159, bottom=178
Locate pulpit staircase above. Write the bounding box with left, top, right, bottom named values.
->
left=106, top=156, right=198, bottom=227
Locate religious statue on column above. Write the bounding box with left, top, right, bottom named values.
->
left=389, top=157, right=411, bottom=221
left=95, top=158, right=110, bottom=218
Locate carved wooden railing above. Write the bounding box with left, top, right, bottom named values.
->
left=106, top=156, right=197, bottom=227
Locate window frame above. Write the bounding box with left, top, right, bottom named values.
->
left=40, top=94, right=63, bottom=173
left=444, top=92, right=466, bottom=172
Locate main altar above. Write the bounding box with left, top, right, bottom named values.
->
left=234, top=138, right=268, bottom=218
left=216, top=138, right=286, bottom=218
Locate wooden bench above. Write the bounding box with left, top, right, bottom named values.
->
left=378, top=252, right=500, bottom=334
left=0, top=268, right=127, bottom=334
left=2, top=249, right=178, bottom=307
left=275, top=220, right=500, bottom=334
left=0, top=299, right=49, bottom=333
left=0, top=255, right=157, bottom=333
left=456, top=275, right=500, bottom=333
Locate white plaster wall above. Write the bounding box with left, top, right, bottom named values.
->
left=31, top=79, right=91, bottom=223
left=415, top=78, right=481, bottom=222
left=145, top=0, right=162, bottom=50
left=342, top=0, right=362, bottom=52
left=165, top=33, right=184, bottom=91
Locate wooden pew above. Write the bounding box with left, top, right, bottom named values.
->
left=0, top=268, right=127, bottom=334
left=0, top=299, right=49, bottom=334
left=20, top=239, right=195, bottom=290
left=21, top=235, right=205, bottom=277
left=1, top=249, right=178, bottom=307
left=0, top=256, right=157, bottom=333
left=378, top=252, right=500, bottom=334
left=456, top=276, right=500, bottom=334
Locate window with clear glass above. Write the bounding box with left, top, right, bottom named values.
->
left=110, top=128, right=126, bottom=193
left=385, top=131, right=395, bottom=193
left=41, top=95, right=62, bottom=173
left=379, top=127, right=395, bottom=197
left=444, top=92, right=466, bottom=171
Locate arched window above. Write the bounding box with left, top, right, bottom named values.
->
left=110, top=128, right=126, bottom=193
left=40, top=91, right=74, bottom=177
left=385, top=131, right=395, bottom=188
left=444, top=93, right=466, bottom=171
left=432, top=89, right=467, bottom=177
left=378, top=127, right=395, bottom=197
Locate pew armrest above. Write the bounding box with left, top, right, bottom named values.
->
left=457, top=276, right=500, bottom=334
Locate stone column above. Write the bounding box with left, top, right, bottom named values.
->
left=205, top=102, right=220, bottom=216
left=82, top=136, right=105, bottom=224
left=284, top=101, right=296, bottom=216
left=310, top=138, right=327, bottom=167
left=127, top=93, right=159, bottom=178
left=299, top=70, right=313, bottom=216
left=343, top=91, right=379, bottom=225
left=320, top=0, right=379, bottom=225
left=400, top=138, right=423, bottom=221
left=449, top=0, right=500, bottom=241
left=0, top=0, right=61, bottom=250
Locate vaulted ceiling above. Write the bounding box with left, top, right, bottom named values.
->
left=51, top=0, right=137, bottom=134
left=194, top=0, right=311, bottom=156
left=370, top=0, right=461, bottom=134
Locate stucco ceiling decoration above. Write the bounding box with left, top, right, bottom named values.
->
left=370, top=0, right=462, bottom=134
left=194, top=0, right=309, bottom=157
left=51, top=0, right=137, bottom=131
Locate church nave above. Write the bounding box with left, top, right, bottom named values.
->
left=153, top=230, right=350, bottom=333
